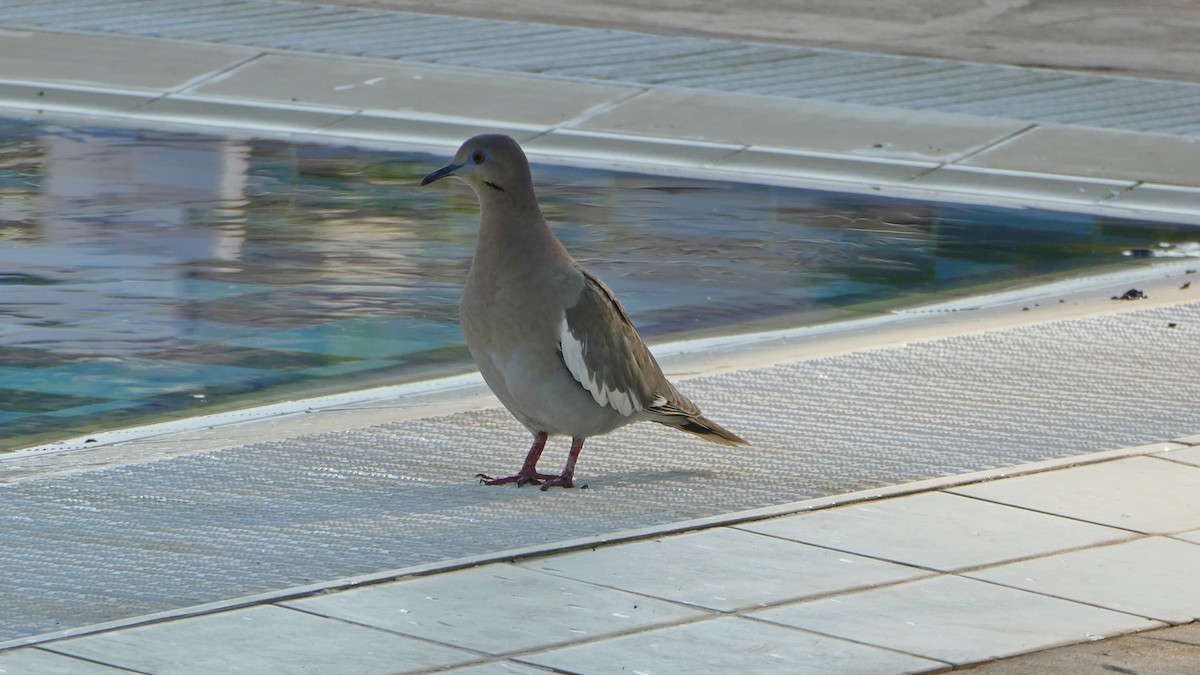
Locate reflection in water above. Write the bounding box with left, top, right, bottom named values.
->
left=12, top=126, right=249, bottom=354
left=0, top=117, right=1194, bottom=449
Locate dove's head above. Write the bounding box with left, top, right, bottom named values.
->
left=420, top=134, right=534, bottom=199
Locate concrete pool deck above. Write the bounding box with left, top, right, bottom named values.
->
left=7, top=441, right=1200, bottom=674
left=2, top=2, right=1200, bottom=672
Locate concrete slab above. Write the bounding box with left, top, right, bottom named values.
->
left=523, top=129, right=740, bottom=169
left=191, top=54, right=639, bottom=126
left=907, top=165, right=1132, bottom=206
left=968, top=537, right=1200, bottom=623
left=1108, top=183, right=1200, bottom=216
left=0, top=30, right=256, bottom=92
left=959, top=624, right=1200, bottom=674
left=1140, top=622, right=1200, bottom=647
left=284, top=563, right=705, bottom=655
left=753, top=575, right=1161, bottom=665
left=1159, top=445, right=1200, bottom=467
left=950, top=456, right=1200, bottom=535
left=440, top=662, right=555, bottom=675
left=130, top=95, right=354, bottom=134
left=519, top=527, right=928, bottom=612
left=738, top=491, right=1134, bottom=572
left=0, top=82, right=153, bottom=116
left=324, top=113, right=543, bottom=146
left=0, top=648, right=131, bottom=674
left=1174, top=530, right=1200, bottom=546
left=715, top=147, right=935, bottom=185
left=961, top=125, right=1200, bottom=187
left=44, top=604, right=478, bottom=674
left=575, top=89, right=1025, bottom=162
left=523, top=615, right=941, bottom=675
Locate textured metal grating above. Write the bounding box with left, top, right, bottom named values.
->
left=3, top=301, right=1200, bottom=642
left=2, top=0, right=1200, bottom=135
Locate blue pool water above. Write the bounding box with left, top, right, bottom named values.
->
left=0, top=117, right=1195, bottom=450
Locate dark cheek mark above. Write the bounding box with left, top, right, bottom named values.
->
left=484, top=181, right=505, bottom=193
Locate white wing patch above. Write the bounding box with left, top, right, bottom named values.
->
left=559, top=317, right=638, bottom=417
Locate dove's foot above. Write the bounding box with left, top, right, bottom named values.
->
left=477, top=434, right=587, bottom=491
left=476, top=470, right=558, bottom=487
left=477, top=431, right=553, bottom=487
left=537, top=474, right=576, bottom=491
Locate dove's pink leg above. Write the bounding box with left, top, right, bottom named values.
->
left=477, top=432, right=558, bottom=487
left=538, top=436, right=585, bottom=491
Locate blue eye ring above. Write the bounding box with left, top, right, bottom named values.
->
left=471, top=150, right=486, bottom=164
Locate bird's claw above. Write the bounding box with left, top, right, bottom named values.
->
left=476, top=472, right=586, bottom=490
left=476, top=471, right=556, bottom=487
left=538, top=477, right=572, bottom=491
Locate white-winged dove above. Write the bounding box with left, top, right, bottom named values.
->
left=421, top=134, right=746, bottom=490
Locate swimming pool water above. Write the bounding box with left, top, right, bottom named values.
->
left=0, top=117, right=1195, bottom=450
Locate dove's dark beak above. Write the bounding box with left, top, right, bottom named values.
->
left=420, top=162, right=462, bottom=186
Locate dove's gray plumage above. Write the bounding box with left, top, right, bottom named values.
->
left=421, top=134, right=746, bottom=489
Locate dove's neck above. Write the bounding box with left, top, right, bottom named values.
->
left=473, top=182, right=573, bottom=273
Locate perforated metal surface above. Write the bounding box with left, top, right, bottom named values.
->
left=2, top=0, right=1200, bottom=135
left=3, top=302, right=1199, bottom=642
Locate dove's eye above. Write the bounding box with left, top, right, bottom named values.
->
left=471, top=151, right=486, bottom=164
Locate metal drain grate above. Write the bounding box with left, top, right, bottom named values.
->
left=2, top=0, right=1200, bottom=136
